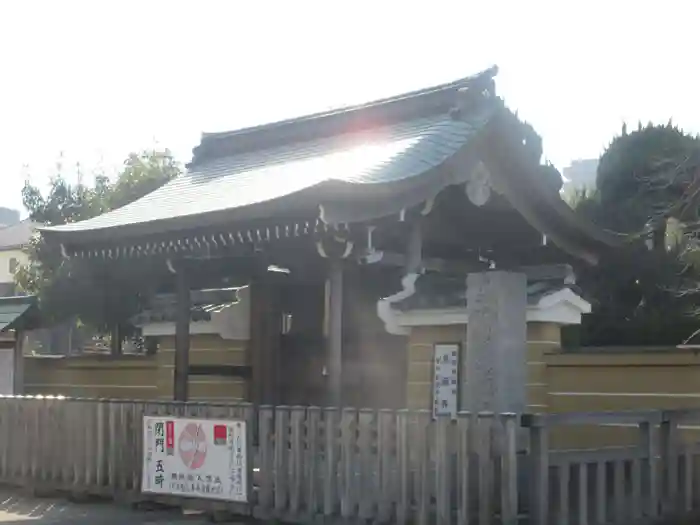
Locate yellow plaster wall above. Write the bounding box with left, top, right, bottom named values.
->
left=405, top=322, right=559, bottom=411
left=545, top=347, right=700, bottom=449
left=156, top=334, right=248, bottom=401
left=406, top=322, right=700, bottom=448
left=24, top=354, right=159, bottom=399
left=24, top=334, right=249, bottom=401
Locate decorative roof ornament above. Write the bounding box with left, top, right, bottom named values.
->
left=449, top=68, right=497, bottom=121
left=465, top=161, right=492, bottom=207
left=315, top=235, right=354, bottom=260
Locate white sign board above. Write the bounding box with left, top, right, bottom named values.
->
left=432, top=343, right=459, bottom=419
left=142, top=416, right=247, bottom=502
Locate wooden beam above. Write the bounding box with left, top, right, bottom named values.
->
left=149, top=288, right=241, bottom=308
left=358, top=252, right=574, bottom=283
left=173, top=266, right=191, bottom=402
left=327, top=260, right=344, bottom=407
left=357, top=250, right=488, bottom=274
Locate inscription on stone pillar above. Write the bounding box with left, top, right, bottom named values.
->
left=462, top=271, right=527, bottom=414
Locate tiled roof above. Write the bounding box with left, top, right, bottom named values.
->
left=395, top=272, right=582, bottom=311
left=41, top=68, right=498, bottom=239
left=38, top=65, right=622, bottom=265
left=0, top=295, right=39, bottom=332
left=43, top=115, right=488, bottom=235
left=0, top=220, right=39, bottom=250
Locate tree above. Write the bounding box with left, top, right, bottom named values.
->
left=596, top=122, right=700, bottom=234
left=570, top=124, right=700, bottom=346
left=17, top=149, right=182, bottom=351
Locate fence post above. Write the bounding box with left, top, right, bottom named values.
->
left=499, top=414, right=519, bottom=525
left=257, top=405, right=274, bottom=515
left=457, top=412, right=471, bottom=525
left=525, top=414, right=549, bottom=525
left=660, top=412, right=679, bottom=515
left=639, top=417, right=660, bottom=519
left=396, top=409, right=410, bottom=525
left=340, top=407, right=358, bottom=520
left=322, top=407, right=339, bottom=517
left=289, top=406, right=305, bottom=517
left=357, top=408, right=376, bottom=521
left=305, top=406, right=321, bottom=518
left=377, top=409, right=395, bottom=523
left=477, top=413, right=493, bottom=525
left=434, top=416, right=452, bottom=525
left=274, top=406, right=290, bottom=516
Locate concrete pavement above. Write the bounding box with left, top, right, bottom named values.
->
left=0, top=490, right=210, bottom=524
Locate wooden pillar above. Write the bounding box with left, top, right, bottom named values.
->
left=328, top=260, right=344, bottom=407
left=110, top=324, right=122, bottom=356
left=250, top=281, right=281, bottom=405
left=174, top=266, right=191, bottom=402
left=250, top=282, right=265, bottom=406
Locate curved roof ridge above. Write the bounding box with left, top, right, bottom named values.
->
left=190, top=66, right=498, bottom=165
left=202, top=66, right=497, bottom=141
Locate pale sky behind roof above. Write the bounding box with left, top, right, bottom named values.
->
left=1, top=1, right=697, bottom=215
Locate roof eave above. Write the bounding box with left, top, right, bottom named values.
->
left=480, top=118, right=625, bottom=265
left=38, top=156, right=469, bottom=249
left=0, top=295, right=41, bottom=333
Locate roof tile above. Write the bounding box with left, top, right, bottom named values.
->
left=395, top=272, right=582, bottom=311
left=45, top=115, right=486, bottom=234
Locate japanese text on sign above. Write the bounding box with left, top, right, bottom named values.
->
left=142, top=416, right=247, bottom=502
left=433, top=343, right=460, bottom=419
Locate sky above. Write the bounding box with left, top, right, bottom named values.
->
left=1, top=1, right=698, bottom=215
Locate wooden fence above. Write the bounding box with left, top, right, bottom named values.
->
left=526, top=409, right=700, bottom=525
left=0, top=395, right=698, bottom=524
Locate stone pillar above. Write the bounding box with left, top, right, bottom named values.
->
left=462, top=271, right=527, bottom=413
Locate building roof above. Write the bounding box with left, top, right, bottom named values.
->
left=0, top=219, right=38, bottom=250
left=378, top=272, right=591, bottom=334
left=0, top=295, right=40, bottom=332
left=394, top=272, right=584, bottom=311
left=45, top=115, right=485, bottom=235
left=40, top=66, right=621, bottom=264
left=42, top=68, right=497, bottom=241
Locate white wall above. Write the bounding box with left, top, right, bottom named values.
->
left=0, top=249, right=26, bottom=285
